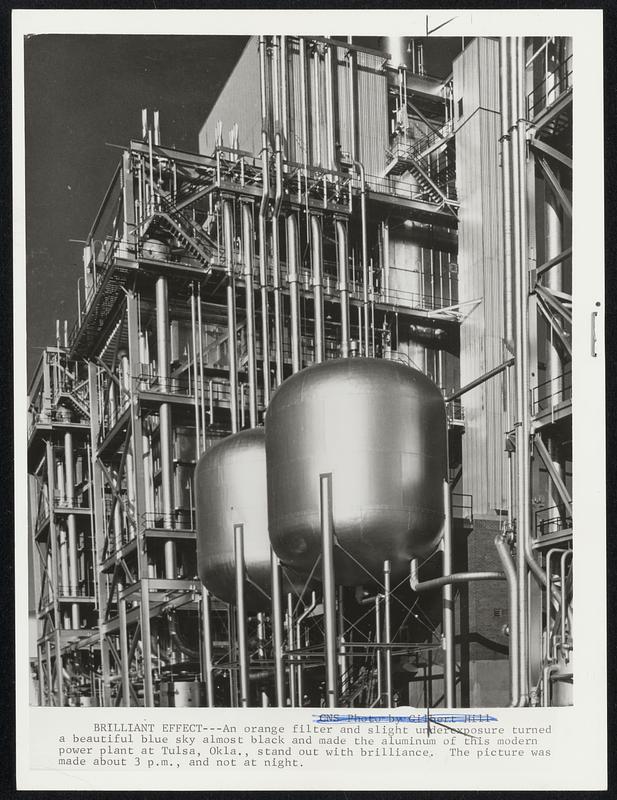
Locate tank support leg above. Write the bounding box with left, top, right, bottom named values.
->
left=442, top=480, right=456, bottom=707
left=384, top=560, right=393, bottom=706
left=201, top=587, right=214, bottom=707
left=233, top=523, right=250, bottom=707
left=320, top=473, right=338, bottom=707
left=270, top=550, right=285, bottom=707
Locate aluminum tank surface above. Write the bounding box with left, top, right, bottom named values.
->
left=195, top=428, right=271, bottom=609
left=265, top=358, right=447, bottom=586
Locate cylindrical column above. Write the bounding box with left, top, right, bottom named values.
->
left=223, top=199, right=239, bottom=434
left=201, top=586, right=215, bottom=707
left=190, top=284, right=201, bottom=453
left=324, top=44, right=337, bottom=171
left=58, top=523, right=70, bottom=597
left=286, top=213, right=302, bottom=373
left=384, top=560, right=393, bottom=706
left=156, top=276, right=176, bottom=575
left=258, top=37, right=272, bottom=405
left=117, top=581, right=131, bottom=707
left=494, top=533, right=520, bottom=706
left=320, top=473, right=338, bottom=707
left=233, top=524, right=249, bottom=707
left=242, top=203, right=258, bottom=426
left=354, top=162, right=370, bottom=353
left=442, top=480, right=456, bottom=706
left=270, top=549, right=285, bottom=706
left=310, top=215, right=324, bottom=363
left=64, top=431, right=80, bottom=628
left=500, top=37, right=515, bottom=352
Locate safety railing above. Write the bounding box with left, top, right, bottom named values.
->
left=531, top=370, right=572, bottom=416
left=535, top=505, right=572, bottom=539
left=527, top=53, right=573, bottom=119
left=57, top=584, right=96, bottom=599
left=141, top=512, right=195, bottom=532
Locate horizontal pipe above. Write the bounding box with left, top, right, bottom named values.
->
left=410, top=559, right=504, bottom=593
left=446, top=358, right=514, bottom=403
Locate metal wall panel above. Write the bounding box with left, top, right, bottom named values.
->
left=454, top=38, right=507, bottom=514
left=198, top=38, right=261, bottom=156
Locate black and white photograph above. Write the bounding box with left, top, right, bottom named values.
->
left=14, top=9, right=606, bottom=792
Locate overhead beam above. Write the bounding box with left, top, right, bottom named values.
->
left=530, top=138, right=572, bottom=170
left=537, top=156, right=572, bottom=219
left=536, top=246, right=572, bottom=277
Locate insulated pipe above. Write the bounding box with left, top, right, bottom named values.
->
left=233, top=524, right=249, bottom=707
left=201, top=586, right=215, bottom=707
left=241, top=203, right=258, bottom=427
left=258, top=36, right=272, bottom=405
left=197, top=283, right=206, bottom=452
left=299, top=38, right=310, bottom=171
left=311, top=215, right=325, bottom=363
left=335, top=218, right=350, bottom=356
left=156, top=276, right=176, bottom=577
left=346, top=42, right=357, bottom=162
left=383, top=560, right=393, bottom=707
left=270, top=550, right=285, bottom=706
left=353, top=160, right=370, bottom=353
left=494, top=533, right=521, bottom=706
left=271, top=38, right=285, bottom=386
left=320, top=473, right=338, bottom=707
left=324, top=43, right=337, bottom=171
left=286, top=213, right=302, bottom=372
left=312, top=46, right=322, bottom=167
left=513, top=37, right=531, bottom=705
left=500, top=37, right=514, bottom=351
left=222, top=199, right=239, bottom=434
left=280, top=36, right=288, bottom=157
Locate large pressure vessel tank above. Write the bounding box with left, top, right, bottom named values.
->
left=265, top=357, right=447, bottom=586
left=195, top=428, right=272, bottom=609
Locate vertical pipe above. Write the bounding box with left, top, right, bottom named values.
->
left=320, top=473, right=338, bottom=707
left=190, top=284, right=201, bottom=456
left=64, top=431, right=80, bottom=628
left=375, top=596, right=382, bottom=705
left=500, top=37, right=515, bottom=352
left=258, top=36, right=272, bottom=405
left=117, top=582, right=131, bottom=706
left=312, top=47, right=322, bottom=166
left=286, top=213, right=302, bottom=372
left=494, top=533, right=520, bottom=705
left=514, top=36, right=531, bottom=704
left=148, top=128, right=155, bottom=213
left=442, top=479, right=456, bottom=706
left=156, top=276, right=176, bottom=574
left=383, top=560, right=392, bottom=706
left=324, top=43, right=337, bottom=171
left=346, top=42, right=357, bottom=163
left=197, top=284, right=206, bottom=451
left=153, top=109, right=161, bottom=146
left=335, top=218, right=350, bottom=356
left=287, top=592, right=296, bottom=707
left=271, top=39, right=285, bottom=387
left=233, top=524, right=249, bottom=707
left=201, top=586, right=214, bottom=707
left=353, top=161, right=370, bottom=353
left=383, top=220, right=390, bottom=304
left=271, top=549, right=285, bottom=706
left=299, top=38, right=310, bottom=171
left=337, top=586, right=347, bottom=693
left=242, top=203, right=258, bottom=427
left=310, top=215, right=325, bottom=362
left=280, top=36, right=288, bottom=157
left=223, top=199, right=239, bottom=433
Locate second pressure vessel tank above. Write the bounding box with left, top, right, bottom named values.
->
left=265, top=357, right=447, bottom=586
left=195, top=428, right=271, bottom=610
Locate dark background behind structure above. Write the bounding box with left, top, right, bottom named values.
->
left=23, top=34, right=463, bottom=381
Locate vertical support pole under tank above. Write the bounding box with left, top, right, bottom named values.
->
left=375, top=596, right=383, bottom=705
left=270, top=550, right=285, bottom=706
left=383, top=560, right=393, bottom=707
left=286, top=592, right=296, bottom=707
left=442, top=479, right=456, bottom=707
left=201, top=586, right=215, bottom=707
left=320, top=473, right=338, bottom=707
left=233, top=524, right=249, bottom=707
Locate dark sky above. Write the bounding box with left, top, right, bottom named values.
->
left=23, top=34, right=461, bottom=381
left=24, top=34, right=249, bottom=381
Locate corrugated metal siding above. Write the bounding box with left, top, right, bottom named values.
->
left=454, top=38, right=507, bottom=514
left=198, top=37, right=261, bottom=156
left=356, top=51, right=389, bottom=177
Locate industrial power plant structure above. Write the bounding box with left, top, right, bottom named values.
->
left=27, top=35, right=573, bottom=709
